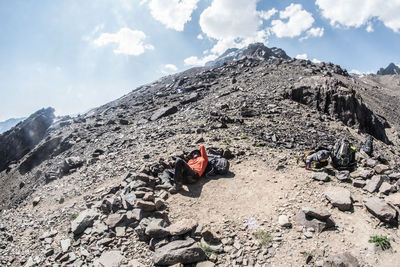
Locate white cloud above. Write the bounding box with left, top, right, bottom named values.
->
left=271, top=3, right=315, bottom=38
left=295, top=54, right=308, bottom=60
left=366, top=22, right=374, bottom=32
left=139, top=0, right=148, bottom=6
left=161, top=64, right=178, bottom=74
left=258, top=8, right=277, bottom=21
left=93, top=28, right=154, bottom=56
left=148, top=0, right=199, bottom=31
left=316, top=0, right=400, bottom=33
left=312, top=58, right=321, bottom=64
left=83, top=24, right=105, bottom=41
left=197, top=34, right=203, bottom=40
left=184, top=54, right=218, bottom=66
left=300, top=27, right=324, bottom=41
left=199, top=0, right=270, bottom=55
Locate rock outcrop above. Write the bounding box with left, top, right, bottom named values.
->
left=284, top=76, right=390, bottom=144
left=377, top=63, right=400, bottom=75
left=0, top=108, right=55, bottom=172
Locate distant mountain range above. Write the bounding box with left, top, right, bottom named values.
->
left=377, top=63, right=400, bottom=75
left=206, top=42, right=290, bottom=66
left=0, top=117, right=25, bottom=134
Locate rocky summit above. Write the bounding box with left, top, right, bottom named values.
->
left=1, top=43, right=400, bottom=266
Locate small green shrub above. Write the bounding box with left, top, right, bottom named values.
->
left=70, top=213, right=78, bottom=220
left=200, top=242, right=214, bottom=257
left=253, top=230, right=272, bottom=247
left=369, top=235, right=391, bottom=250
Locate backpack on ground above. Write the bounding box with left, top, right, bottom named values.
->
left=331, top=138, right=356, bottom=169
left=205, top=155, right=230, bottom=176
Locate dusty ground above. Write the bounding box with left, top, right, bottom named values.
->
left=168, top=152, right=400, bottom=267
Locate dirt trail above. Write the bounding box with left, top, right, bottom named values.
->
left=167, top=156, right=400, bottom=266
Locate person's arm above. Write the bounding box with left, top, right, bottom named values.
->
left=200, top=144, right=208, bottom=163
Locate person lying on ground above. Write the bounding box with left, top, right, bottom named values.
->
left=305, top=150, right=330, bottom=170
left=169, top=144, right=208, bottom=194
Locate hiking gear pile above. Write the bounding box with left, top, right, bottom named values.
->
left=331, top=138, right=356, bottom=170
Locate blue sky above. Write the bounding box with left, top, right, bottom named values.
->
left=1, top=0, right=400, bottom=121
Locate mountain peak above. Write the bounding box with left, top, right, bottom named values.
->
left=206, top=42, right=290, bottom=66
left=377, top=62, right=400, bottom=75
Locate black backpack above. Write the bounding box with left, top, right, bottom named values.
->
left=331, top=139, right=356, bottom=169
left=205, top=156, right=230, bottom=176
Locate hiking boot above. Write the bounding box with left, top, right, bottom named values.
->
left=168, top=184, right=182, bottom=194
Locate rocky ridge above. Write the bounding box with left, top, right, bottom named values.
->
left=1, top=44, right=400, bottom=266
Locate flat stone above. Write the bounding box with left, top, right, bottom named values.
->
left=364, top=175, right=384, bottom=193
left=39, top=230, right=58, bottom=240
left=294, top=211, right=335, bottom=233
left=379, top=182, right=396, bottom=195
left=150, top=106, right=178, bottom=121
left=136, top=200, right=156, bottom=212
left=278, top=215, right=292, bottom=228
left=353, top=179, right=366, bottom=188
left=302, top=207, right=331, bottom=221
left=389, top=173, right=400, bottom=180
left=32, top=196, right=41, bottom=207
left=374, top=164, right=389, bottom=174
left=105, top=214, right=127, bottom=229
left=351, top=168, right=374, bottom=180
left=115, top=226, right=126, bottom=237
left=386, top=193, right=400, bottom=207
left=71, top=209, right=99, bottom=235
left=92, top=221, right=108, bottom=234
left=93, top=250, right=126, bottom=267
left=336, top=171, right=350, bottom=181
left=145, top=219, right=169, bottom=239
left=365, top=197, right=397, bottom=224
left=122, top=192, right=137, bottom=210
left=196, top=261, right=216, bottom=267
left=166, top=219, right=198, bottom=236
left=324, top=187, right=353, bottom=211
left=60, top=238, right=71, bottom=253
left=323, top=252, right=359, bottom=267
left=312, top=172, right=329, bottom=182
left=153, top=238, right=206, bottom=265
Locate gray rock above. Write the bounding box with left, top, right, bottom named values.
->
left=278, top=215, right=292, bottom=228
left=150, top=106, right=178, bottom=121
left=105, top=213, right=127, bottom=229
left=386, top=193, right=400, bottom=207
left=294, top=211, right=335, bottom=233
left=351, top=168, right=374, bottom=180
left=364, top=175, right=384, bottom=193
left=374, top=164, right=389, bottom=174
left=92, top=221, right=108, bottom=234
left=365, top=197, right=397, bottom=224
left=71, top=209, right=99, bottom=235
left=32, top=196, right=41, bottom=207
left=336, top=171, right=350, bottom=181
left=136, top=200, right=156, bottom=211
left=60, top=238, right=71, bottom=253
left=323, top=252, right=358, bottom=267
left=166, top=219, right=198, bottom=235
left=93, top=250, right=126, bottom=267
left=145, top=219, right=169, bottom=239
left=324, top=187, right=353, bottom=211
left=353, top=179, right=366, bottom=188
left=379, top=182, right=396, bottom=195
left=302, top=207, right=331, bottom=221
left=153, top=238, right=206, bottom=265
left=389, top=173, right=400, bottom=180
left=62, top=156, right=84, bottom=174
left=115, top=226, right=126, bottom=237
left=196, top=261, right=215, bottom=267
left=122, top=192, right=137, bottom=210
left=312, top=172, right=330, bottom=182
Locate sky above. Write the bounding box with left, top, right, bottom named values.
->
left=1, top=0, right=400, bottom=121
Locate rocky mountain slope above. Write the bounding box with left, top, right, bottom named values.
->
left=377, top=63, right=400, bottom=75
left=0, top=117, right=25, bottom=134
left=1, top=44, right=400, bottom=267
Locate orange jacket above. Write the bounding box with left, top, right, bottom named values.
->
left=188, top=144, right=208, bottom=177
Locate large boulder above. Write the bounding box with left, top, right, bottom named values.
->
left=363, top=175, right=385, bottom=193
left=364, top=197, right=398, bottom=225
left=324, top=187, right=353, bottom=211
left=0, top=108, right=55, bottom=172
left=150, top=106, right=178, bottom=121
left=153, top=238, right=206, bottom=265
left=71, top=209, right=99, bottom=235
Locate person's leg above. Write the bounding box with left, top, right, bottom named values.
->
left=170, top=158, right=188, bottom=193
